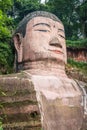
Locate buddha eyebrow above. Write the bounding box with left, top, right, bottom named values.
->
left=33, top=23, right=50, bottom=28
left=58, top=29, right=64, bottom=32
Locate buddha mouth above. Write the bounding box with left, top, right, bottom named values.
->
left=49, top=49, right=63, bottom=54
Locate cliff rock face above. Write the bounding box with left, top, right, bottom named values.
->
left=0, top=72, right=41, bottom=130
left=67, top=47, right=87, bottom=62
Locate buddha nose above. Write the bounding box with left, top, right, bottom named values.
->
left=49, top=37, right=62, bottom=48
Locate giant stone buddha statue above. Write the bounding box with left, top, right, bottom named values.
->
left=0, top=11, right=85, bottom=130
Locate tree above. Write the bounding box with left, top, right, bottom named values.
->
left=76, top=0, right=87, bottom=38
left=0, top=0, right=14, bottom=74
left=12, top=0, right=40, bottom=21
left=12, top=0, right=49, bottom=24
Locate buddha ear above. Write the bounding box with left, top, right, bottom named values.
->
left=13, top=33, right=23, bottom=63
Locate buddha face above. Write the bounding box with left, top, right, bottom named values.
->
left=14, top=16, right=67, bottom=65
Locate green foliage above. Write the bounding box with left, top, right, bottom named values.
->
left=0, top=0, right=14, bottom=74
left=0, top=42, right=14, bottom=74
left=0, top=0, right=13, bottom=13
left=66, top=38, right=87, bottom=48
left=13, top=0, right=40, bottom=21
left=0, top=10, right=13, bottom=41
left=67, top=58, right=87, bottom=75
left=68, top=58, right=87, bottom=68
left=76, top=0, right=87, bottom=38
left=0, top=121, right=3, bottom=130
left=0, top=115, right=3, bottom=130
left=12, top=0, right=49, bottom=23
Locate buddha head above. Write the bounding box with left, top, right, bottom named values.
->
left=13, top=11, right=67, bottom=71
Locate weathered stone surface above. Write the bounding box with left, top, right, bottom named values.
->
left=0, top=72, right=86, bottom=130
left=81, top=115, right=87, bottom=130
left=31, top=74, right=84, bottom=130
left=0, top=72, right=41, bottom=130
left=67, top=47, right=87, bottom=62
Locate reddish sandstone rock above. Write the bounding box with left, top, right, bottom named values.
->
left=0, top=72, right=41, bottom=130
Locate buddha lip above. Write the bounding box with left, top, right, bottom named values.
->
left=49, top=49, right=63, bottom=54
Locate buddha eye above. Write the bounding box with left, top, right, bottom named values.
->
left=59, top=34, right=65, bottom=39
left=34, top=29, right=50, bottom=32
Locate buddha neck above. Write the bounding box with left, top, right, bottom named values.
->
left=19, top=60, right=67, bottom=77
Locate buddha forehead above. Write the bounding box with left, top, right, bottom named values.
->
left=26, top=16, right=64, bottom=30
left=14, top=11, right=64, bottom=37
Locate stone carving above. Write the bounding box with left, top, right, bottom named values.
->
left=0, top=11, right=86, bottom=130
left=13, top=11, right=67, bottom=72
left=13, top=11, right=84, bottom=130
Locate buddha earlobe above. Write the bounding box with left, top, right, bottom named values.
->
left=13, top=33, right=23, bottom=63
